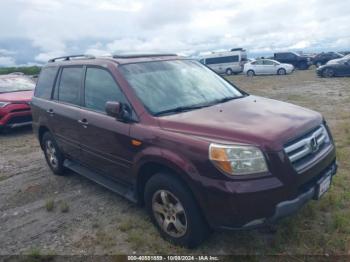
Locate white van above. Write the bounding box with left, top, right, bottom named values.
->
left=199, top=48, right=248, bottom=75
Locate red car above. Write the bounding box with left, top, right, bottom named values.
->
left=0, top=75, right=35, bottom=132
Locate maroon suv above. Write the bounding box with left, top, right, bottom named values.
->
left=31, top=54, right=337, bottom=247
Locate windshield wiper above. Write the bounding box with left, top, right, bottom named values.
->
left=154, top=104, right=212, bottom=116
left=214, top=95, right=245, bottom=104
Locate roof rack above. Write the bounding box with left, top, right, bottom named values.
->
left=112, top=54, right=177, bottom=59
left=48, top=54, right=95, bottom=63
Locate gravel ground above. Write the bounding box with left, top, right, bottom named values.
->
left=0, top=69, right=349, bottom=256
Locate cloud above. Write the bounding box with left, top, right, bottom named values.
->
left=0, top=0, right=350, bottom=65
left=0, top=56, right=16, bottom=67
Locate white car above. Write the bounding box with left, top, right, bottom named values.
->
left=244, top=59, right=294, bottom=76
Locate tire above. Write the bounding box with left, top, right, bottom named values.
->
left=42, top=132, right=66, bottom=175
left=322, top=68, right=335, bottom=78
left=144, top=173, right=210, bottom=248
left=316, top=62, right=322, bottom=68
left=247, top=70, right=255, bottom=77
left=277, top=68, right=286, bottom=75
left=225, top=68, right=233, bottom=75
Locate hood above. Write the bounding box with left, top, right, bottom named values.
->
left=0, top=90, right=33, bottom=102
left=158, top=95, right=322, bottom=151
left=327, top=58, right=342, bottom=65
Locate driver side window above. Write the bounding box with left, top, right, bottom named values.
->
left=84, top=67, right=128, bottom=112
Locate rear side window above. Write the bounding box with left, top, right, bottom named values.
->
left=58, top=67, right=83, bottom=105
left=35, top=67, right=58, bottom=99
left=263, top=60, right=274, bottom=65
left=84, top=67, right=127, bottom=112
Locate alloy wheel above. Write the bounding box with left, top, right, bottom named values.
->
left=46, top=140, right=58, bottom=169
left=152, top=190, right=188, bottom=238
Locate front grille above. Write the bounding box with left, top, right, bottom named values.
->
left=284, top=125, right=332, bottom=173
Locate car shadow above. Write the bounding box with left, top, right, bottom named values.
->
left=0, top=126, right=33, bottom=137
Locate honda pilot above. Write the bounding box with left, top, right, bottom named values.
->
left=31, top=54, right=337, bottom=248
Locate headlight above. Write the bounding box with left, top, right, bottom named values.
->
left=209, top=144, right=268, bottom=175
left=0, top=102, right=10, bottom=108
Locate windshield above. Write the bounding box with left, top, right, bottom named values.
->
left=0, top=77, right=35, bottom=93
left=119, top=60, right=244, bottom=116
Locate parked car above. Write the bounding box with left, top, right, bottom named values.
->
left=274, top=52, right=312, bottom=70
left=32, top=54, right=337, bottom=248
left=326, top=54, right=350, bottom=65
left=199, top=48, right=247, bottom=75
left=313, top=52, right=344, bottom=67
left=243, top=59, right=294, bottom=76
left=317, top=58, right=350, bottom=77
left=0, top=75, right=35, bottom=132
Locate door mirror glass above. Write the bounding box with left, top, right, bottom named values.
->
left=105, top=101, right=132, bottom=122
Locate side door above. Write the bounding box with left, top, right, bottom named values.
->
left=49, top=66, right=84, bottom=160
left=338, top=59, right=350, bottom=75
left=206, top=57, right=221, bottom=73
left=262, top=59, right=276, bottom=74
left=78, top=66, right=136, bottom=184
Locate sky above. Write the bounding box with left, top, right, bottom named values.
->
left=0, top=0, right=349, bottom=66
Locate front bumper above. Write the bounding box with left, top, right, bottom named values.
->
left=0, top=106, right=32, bottom=129
left=196, top=144, right=337, bottom=230
left=216, top=160, right=337, bottom=230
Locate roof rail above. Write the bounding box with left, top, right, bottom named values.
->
left=112, top=53, right=177, bottom=59
left=230, top=48, right=245, bottom=51
left=48, top=54, right=95, bottom=63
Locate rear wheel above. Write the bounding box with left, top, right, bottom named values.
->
left=247, top=70, right=255, bottom=77
left=144, top=173, right=210, bottom=248
left=277, top=68, right=286, bottom=75
left=42, top=132, right=66, bottom=175
left=225, top=68, right=233, bottom=75
left=323, top=68, right=335, bottom=78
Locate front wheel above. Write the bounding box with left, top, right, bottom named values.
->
left=322, top=68, right=335, bottom=78
left=42, top=132, right=66, bottom=175
left=144, top=173, right=210, bottom=248
left=225, top=68, right=233, bottom=75
left=277, top=68, right=286, bottom=75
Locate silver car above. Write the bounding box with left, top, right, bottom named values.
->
left=244, top=59, right=294, bottom=76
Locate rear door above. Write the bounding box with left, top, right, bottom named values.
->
left=252, top=60, right=264, bottom=74
left=78, top=66, right=135, bottom=183
left=50, top=66, right=84, bottom=160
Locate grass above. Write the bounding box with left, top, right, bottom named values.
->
left=60, top=201, right=69, bottom=213
left=45, top=199, right=54, bottom=212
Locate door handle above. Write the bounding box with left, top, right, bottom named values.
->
left=46, top=109, right=54, bottom=116
left=78, top=119, right=89, bottom=127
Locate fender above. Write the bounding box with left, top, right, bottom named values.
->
left=132, top=146, right=205, bottom=207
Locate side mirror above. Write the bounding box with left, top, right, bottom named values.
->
left=105, top=101, right=132, bottom=122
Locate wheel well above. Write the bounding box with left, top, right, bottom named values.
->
left=136, top=162, right=187, bottom=206
left=38, top=126, right=50, bottom=148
